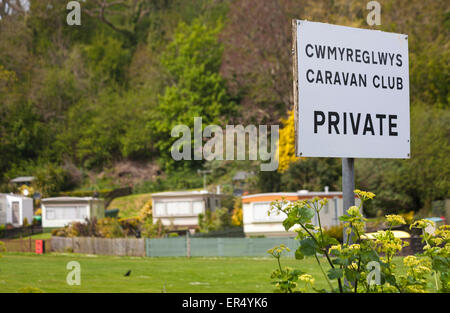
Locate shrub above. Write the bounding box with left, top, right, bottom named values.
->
left=268, top=190, right=450, bottom=293
left=231, top=198, right=243, bottom=227
left=119, top=217, right=140, bottom=236
left=22, top=217, right=29, bottom=227
left=198, top=208, right=233, bottom=233
left=97, top=217, right=124, bottom=238
left=140, top=218, right=166, bottom=238
left=51, top=228, right=64, bottom=236
left=59, top=189, right=112, bottom=198
left=138, top=200, right=152, bottom=221
left=50, top=216, right=168, bottom=238
left=323, top=224, right=344, bottom=243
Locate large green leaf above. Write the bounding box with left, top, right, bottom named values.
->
left=295, top=247, right=304, bottom=260
left=296, top=206, right=315, bottom=224
left=282, top=214, right=297, bottom=231
left=432, top=256, right=449, bottom=272
left=327, top=268, right=343, bottom=280
left=299, top=238, right=318, bottom=256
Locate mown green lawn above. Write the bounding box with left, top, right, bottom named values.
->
left=13, top=232, right=52, bottom=240
left=0, top=252, right=432, bottom=293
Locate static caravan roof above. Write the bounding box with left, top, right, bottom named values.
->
left=0, top=193, right=32, bottom=199
left=42, top=197, right=99, bottom=203
left=151, top=190, right=222, bottom=198
left=242, top=191, right=343, bottom=203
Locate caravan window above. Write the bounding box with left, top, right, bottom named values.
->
left=154, top=202, right=166, bottom=216
left=252, top=202, right=286, bottom=222
left=192, top=201, right=204, bottom=215
left=46, top=206, right=87, bottom=220
left=166, top=201, right=191, bottom=216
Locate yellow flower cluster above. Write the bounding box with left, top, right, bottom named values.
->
left=328, top=243, right=362, bottom=256
left=374, top=231, right=409, bottom=257
left=410, top=219, right=435, bottom=230
left=349, top=244, right=360, bottom=250
left=347, top=262, right=359, bottom=270
left=328, top=244, right=342, bottom=254
left=299, top=274, right=315, bottom=285
left=404, top=256, right=432, bottom=277
left=267, top=244, right=291, bottom=257
left=404, top=285, right=428, bottom=293
left=435, top=225, right=450, bottom=240
left=354, top=189, right=376, bottom=201
left=319, top=198, right=329, bottom=207
left=385, top=214, right=407, bottom=226
left=347, top=206, right=361, bottom=216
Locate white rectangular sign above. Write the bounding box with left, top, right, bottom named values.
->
left=294, top=20, right=410, bottom=158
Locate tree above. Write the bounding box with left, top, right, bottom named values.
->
left=356, top=104, right=450, bottom=214
left=153, top=18, right=236, bottom=170
left=220, top=0, right=302, bottom=125
left=83, top=0, right=171, bottom=47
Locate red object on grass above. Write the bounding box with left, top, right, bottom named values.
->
left=35, top=240, right=44, bottom=254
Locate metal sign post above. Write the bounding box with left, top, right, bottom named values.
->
left=342, top=158, right=355, bottom=244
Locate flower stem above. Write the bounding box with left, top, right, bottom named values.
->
left=314, top=254, right=334, bottom=291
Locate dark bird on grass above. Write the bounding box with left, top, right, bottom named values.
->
left=124, top=270, right=132, bottom=277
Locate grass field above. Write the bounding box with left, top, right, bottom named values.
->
left=0, top=252, right=417, bottom=293
left=107, top=193, right=152, bottom=218
left=13, top=232, right=52, bottom=240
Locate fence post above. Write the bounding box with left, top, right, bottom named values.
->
left=217, top=238, right=223, bottom=257
left=186, top=232, right=191, bottom=258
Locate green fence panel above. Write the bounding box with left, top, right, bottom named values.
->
left=146, top=238, right=186, bottom=257
left=190, top=238, right=220, bottom=257
left=145, top=237, right=299, bottom=257
left=246, top=237, right=298, bottom=257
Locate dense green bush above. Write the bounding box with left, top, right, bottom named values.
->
left=198, top=207, right=232, bottom=233
left=32, top=163, right=78, bottom=197
left=322, top=224, right=344, bottom=243
left=133, top=168, right=203, bottom=194
left=97, top=218, right=124, bottom=238
left=59, top=189, right=112, bottom=198
left=51, top=215, right=166, bottom=239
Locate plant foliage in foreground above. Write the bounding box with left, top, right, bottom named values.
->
left=268, top=190, right=450, bottom=293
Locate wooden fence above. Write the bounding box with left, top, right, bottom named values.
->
left=51, top=237, right=145, bottom=256
left=1, top=238, right=51, bottom=253
left=1, top=236, right=424, bottom=257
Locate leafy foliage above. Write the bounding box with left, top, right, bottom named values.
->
left=268, top=190, right=450, bottom=293
left=154, top=18, right=236, bottom=170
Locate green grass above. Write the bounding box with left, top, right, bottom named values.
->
left=13, top=232, right=52, bottom=240
left=0, top=253, right=437, bottom=293
left=107, top=193, right=152, bottom=218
